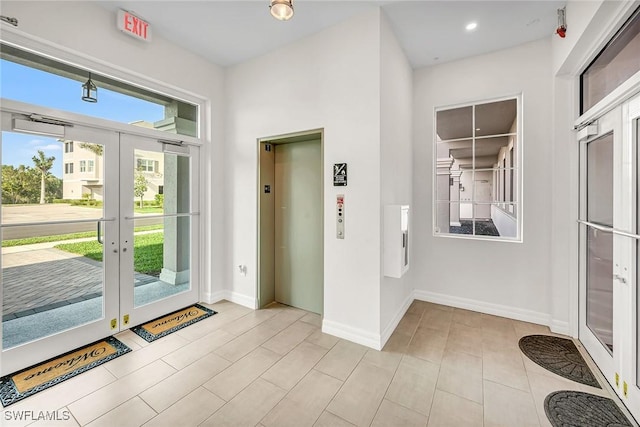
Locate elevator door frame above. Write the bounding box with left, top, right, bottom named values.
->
left=257, top=129, right=324, bottom=313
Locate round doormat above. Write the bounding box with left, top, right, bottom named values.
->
left=545, top=390, right=633, bottom=427
left=519, top=335, right=600, bottom=388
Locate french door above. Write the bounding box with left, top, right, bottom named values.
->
left=579, top=92, right=640, bottom=419
left=0, top=102, right=199, bottom=376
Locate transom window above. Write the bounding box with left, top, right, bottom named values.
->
left=434, top=96, right=521, bottom=241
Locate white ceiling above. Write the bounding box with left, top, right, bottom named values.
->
left=98, top=0, right=566, bottom=68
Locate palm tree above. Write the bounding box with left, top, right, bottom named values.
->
left=32, top=150, right=55, bottom=204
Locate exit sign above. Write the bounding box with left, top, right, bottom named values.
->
left=117, top=10, right=152, bottom=42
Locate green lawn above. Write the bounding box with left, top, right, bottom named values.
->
left=55, top=232, right=164, bottom=276
left=1, top=224, right=163, bottom=247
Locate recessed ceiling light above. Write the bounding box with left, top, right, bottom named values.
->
left=466, top=22, right=477, bottom=31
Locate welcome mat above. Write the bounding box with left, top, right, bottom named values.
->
left=0, top=336, right=131, bottom=407
left=130, top=304, right=216, bottom=342
left=545, top=390, right=633, bottom=427
left=519, top=335, right=601, bottom=388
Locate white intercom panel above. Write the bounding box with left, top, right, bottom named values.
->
left=336, top=194, right=345, bottom=239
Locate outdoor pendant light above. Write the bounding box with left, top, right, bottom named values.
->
left=270, top=0, right=293, bottom=21
left=82, top=72, right=98, bottom=103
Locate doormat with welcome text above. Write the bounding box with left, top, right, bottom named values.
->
left=130, top=304, right=216, bottom=343
left=0, top=336, right=131, bottom=407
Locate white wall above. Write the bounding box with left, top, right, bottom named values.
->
left=225, top=9, right=384, bottom=347
left=0, top=1, right=227, bottom=303
left=412, top=38, right=556, bottom=326
left=379, top=14, right=414, bottom=342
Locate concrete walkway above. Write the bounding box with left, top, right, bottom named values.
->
left=1, top=231, right=162, bottom=320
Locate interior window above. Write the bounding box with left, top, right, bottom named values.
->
left=434, top=96, right=520, bottom=240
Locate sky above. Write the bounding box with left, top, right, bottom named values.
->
left=1, top=59, right=164, bottom=177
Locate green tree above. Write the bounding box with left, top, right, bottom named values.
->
left=32, top=150, right=55, bottom=204
left=134, top=172, right=149, bottom=208
left=78, top=142, right=104, bottom=156
left=1, top=165, right=40, bottom=204
left=46, top=175, right=63, bottom=202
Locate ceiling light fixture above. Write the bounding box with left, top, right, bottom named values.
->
left=270, top=0, right=294, bottom=21
left=82, top=72, right=97, bottom=103
left=465, top=22, right=477, bottom=31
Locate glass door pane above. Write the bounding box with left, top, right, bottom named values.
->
left=586, top=132, right=614, bottom=353
left=1, top=116, right=118, bottom=375
left=119, top=134, right=199, bottom=329
left=131, top=149, right=191, bottom=308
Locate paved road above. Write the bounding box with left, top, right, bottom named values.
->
left=1, top=204, right=161, bottom=239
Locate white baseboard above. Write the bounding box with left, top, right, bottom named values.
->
left=322, top=319, right=382, bottom=350
left=380, top=293, right=414, bottom=349
left=550, top=319, right=571, bottom=336
left=414, top=290, right=557, bottom=330
left=201, top=290, right=257, bottom=309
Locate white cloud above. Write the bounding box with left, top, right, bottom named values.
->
left=34, top=144, right=62, bottom=151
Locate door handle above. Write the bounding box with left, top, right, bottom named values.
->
left=613, top=274, right=627, bottom=284
left=97, top=221, right=103, bottom=244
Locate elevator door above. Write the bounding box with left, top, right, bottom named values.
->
left=274, top=140, right=322, bottom=314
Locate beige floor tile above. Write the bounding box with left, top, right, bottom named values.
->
left=314, top=411, right=355, bottom=427
left=261, top=321, right=316, bottom=355
left=68, top=360, right=176, bottom=426
left=315, top=339, right=368, bottom=381
left=220, top=309, right=278, bottom=336
left=395, top=312, right=422, bottom=336
left=175, top=306, right=253, bottom=341
left=139, top=353, right=231, bottom=412
left=483, top=380, right=540, bottom=427
left=215, top=309, right=304, bottom=362
left=114, top=329, right=148, bottom=351
left=162, top=329, right=236, bottom=370
left=407, top=300, right=429, bottom=316
left=0, top=367, right=116, bottom=426
left=203, top=346, right=281, bottom=401
left=262, top=342, right=329, bottom=390
left=142, top=387, right=225, bottom=427
left=527, top=371, right=584, bottom=427
left=452, top=308, right=484, bottom=328
left=103, top=334, right=189, bottom=378
left=28, top=408, right=80, bottom=427
left=261, top=370, right=343, bottom=427
left=427, top=390, right=483, bottom=427
left=419, top=309, right=453, bottom=333
left=371, top=399, right=427, bottom=427
left=200, top=378, right=287, bottom=427
left=305, top=329, right=340, bottom=349
left=483, top=356, right=530, bottom=392
left=382, top=330, right=412, bottom=354
left=299, top=312, right=322, bottom=327
left=326, top=360, right=396, bottom=426
left=406, top=329, right=447, bottom=364
left=511, top=320, right=553, bottom=339
left=85, top=397, right=156, bottom=427
left=445, top=324, right=483, bottom=357
left=361, top=348, right=402, bottom=374
left=385, top=355, right=439, bottom=416
left=437, top=350, right=483, bottom=404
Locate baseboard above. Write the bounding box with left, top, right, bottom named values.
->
left=550, top=319, right=571, bottom=336
left=414, top=290, right=554, bottom=328
left=322, top=319, right=382, bottom=350
left=380, top=293, right=414, bottom=349
left=201, top=290, right=257, bottom=309
left=201, top=290, right=226, bottom=304
left=224, top=291, right=258, bottom=309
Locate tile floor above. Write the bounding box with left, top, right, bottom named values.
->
left=1, top=299, right=636, bottom=427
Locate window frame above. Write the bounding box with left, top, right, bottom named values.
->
left=432, top=94, right=523, bottom=242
